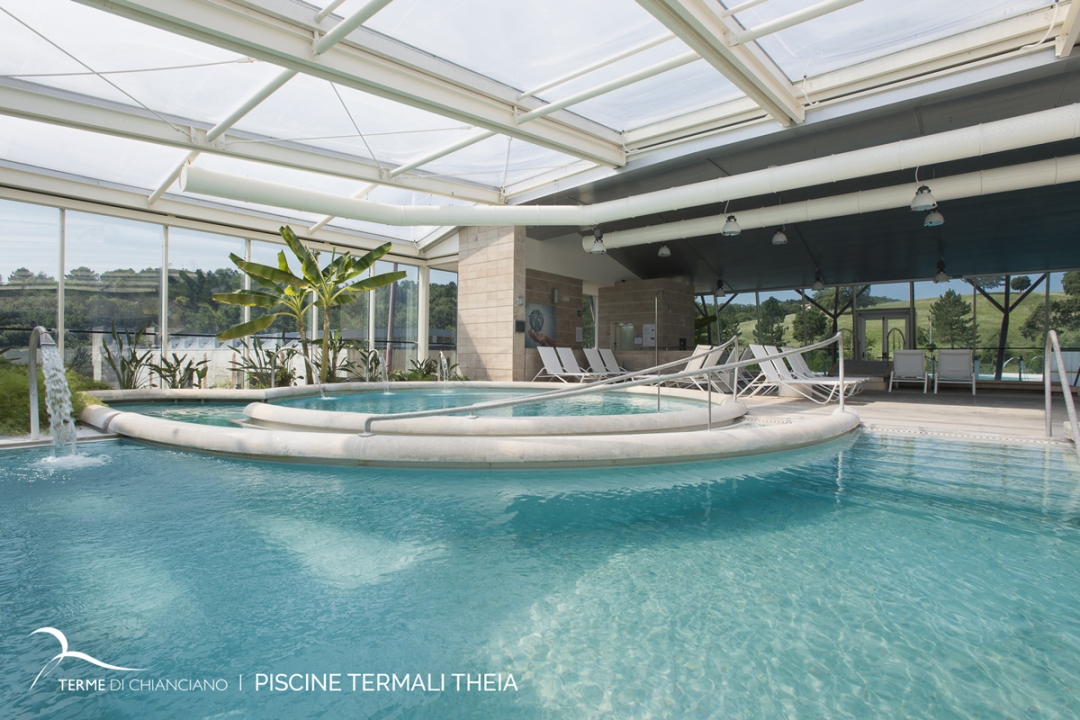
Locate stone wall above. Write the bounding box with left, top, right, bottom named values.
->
left=456, top=226, right=525, bottom=381
left=597, top=278, right=696, bottom=358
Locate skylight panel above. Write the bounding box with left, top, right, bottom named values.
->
left=570, top=61, right=744, bottom=131
left=418, top=134, right=591, bottom=188
left=0, top=115, right=190, bottom=190
left=733, top=0, right=1048, bottom=81
left=0, top=0, right=280, bottom=125
left=230, top=74, right=480, bottom=170
left=359, top=0, right=673, bottom=93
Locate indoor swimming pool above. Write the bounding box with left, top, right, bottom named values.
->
left=2, top=432, right=1079, bottom=718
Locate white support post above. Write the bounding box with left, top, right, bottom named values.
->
left=417, top=264, right=430, bottom=363
left=57, top=208, right=65, bottom=360
left=160, top=226, right=169, bottom=356
left=368, top=264, right=377, bottom=354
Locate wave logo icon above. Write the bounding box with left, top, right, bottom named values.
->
left=29, top=627, right=146, bottom=690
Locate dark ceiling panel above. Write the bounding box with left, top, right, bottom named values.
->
left=610, top=182, right=1080, bottom=293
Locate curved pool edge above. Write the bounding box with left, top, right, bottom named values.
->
left=241, top=398, right=744, bottom=436
left=80, top=404, right=861, bottom=468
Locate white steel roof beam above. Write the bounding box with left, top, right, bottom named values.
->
left=1058, top=0, right=1080, bottom=57
left=148, top=66, right=297, bottom=203
left=516, top=52, right=700, bottom=125
left=69, top=0, right=625, bottom=167
left=388, top=129, right=496, bottom=179
left=0, top=79, right=502, bottom=204
left=634, top=0, right=804, bottom=126
left=178, top=102, right=1080, bottom=227
left=315, top=0, right=348, bottom=23
left=517, top=33, right=677, bottom=100
left=620, top=4, right=1068, bottom=151
left=730, top=0, right=863, bottom=46
left=313, top=0, right=396, bottom=55
left=718, top=0, right=768, bottom=19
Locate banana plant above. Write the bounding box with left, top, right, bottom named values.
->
left=213, top=226, right=404, bottom=384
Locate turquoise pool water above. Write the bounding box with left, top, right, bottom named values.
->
left=2, top=434, right=1079, bottom=718
left=111, top=389, right=703, bottom=426
left=109, top=401, right=250, bottom=426
left=275, top=387, right=703, bottom=416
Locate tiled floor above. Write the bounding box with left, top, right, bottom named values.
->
left=745, top=388, right=1076, bottom=444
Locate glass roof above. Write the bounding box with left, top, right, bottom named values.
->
left=740, top=0, right=1049, bottom=81
left=0, top=0, right=1066, bottom=248
left=361, top=0, right=672, bottom=93
left=0, top=115, right=191, bottom=188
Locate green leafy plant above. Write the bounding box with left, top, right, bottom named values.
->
left=228, top=336, right=298, bottom=389
left=409, top=357, right=439, bottom=381
left=149, top=353, right=209, bottom=389
left=101, top=324, right=154, bottom=389
left=0, top=366, right=105, bottom=436
left=212, top=226, right=405, bottom=384
left=309, top=331, right=373, bottom=383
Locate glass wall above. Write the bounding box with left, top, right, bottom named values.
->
left=374, top=260, right=419, bottom=373
left=429, top=268, right=457, bottom=364
left=64, top=211, right=163, bottom=383
left=0, top=198, right=437, bottom=389
left=167, top=228, right=245, bottom=387
left=0, top=200, right=59, bottom=355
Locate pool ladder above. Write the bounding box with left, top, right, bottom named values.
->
left=1044, top=330, right=1080, bottom=461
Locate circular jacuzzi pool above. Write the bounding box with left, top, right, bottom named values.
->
left=274, top=387, right=702, bottom=416
left=81, top=382, right=860, bottom=468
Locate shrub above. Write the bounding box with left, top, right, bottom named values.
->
left=0, top=366, right=106, bottom=436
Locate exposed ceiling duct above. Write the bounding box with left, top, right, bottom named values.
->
left=586, top=154, right=1080, bottom=250
left=179, top=103, right=1080, bottom=228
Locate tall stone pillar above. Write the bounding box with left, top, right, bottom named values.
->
left=456, top=226, right=525, bottom=381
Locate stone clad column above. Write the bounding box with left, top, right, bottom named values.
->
left=456, top=226, right=525, bottom=381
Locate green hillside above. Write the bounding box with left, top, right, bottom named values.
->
left=734, top=290, right=1068, bottom=371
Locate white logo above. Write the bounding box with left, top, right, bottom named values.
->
left=29, top=627, right=145, bottom=690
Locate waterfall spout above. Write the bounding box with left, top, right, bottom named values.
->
left=29, top=327, right=77, bottom=453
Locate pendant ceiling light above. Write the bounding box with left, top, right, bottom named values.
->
left=589, top=227, right=606, bottom=255
left=911, top=185, right=938, bottom=212
left=771, top=226, right=788, bottom=245
left=714, top=278, right=726, bottom=298
left=934, top=260, right=949, bottom=283
left=924, top=209, right=944, bottom=227
left=812, top=271, right=825, bottom=292
left=721, top=215, right=741, bottom=236
left=657, top=244, right=671, bottom=257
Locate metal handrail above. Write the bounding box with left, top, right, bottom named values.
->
left=360, top=333, right=848, bottom=435
left=1044, top=329, right=1080, bottom=459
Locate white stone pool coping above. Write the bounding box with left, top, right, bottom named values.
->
left=79, top=382, right=861, bottom=467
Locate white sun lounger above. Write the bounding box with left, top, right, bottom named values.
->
left=934, top=349, right=975, bottom=395
left=751, top=345, right=863, bottom=403
left=889, top=349, right=928, bottom=393
left=583, top=347, right=618, bottom=378
left=781, top=347, right=824, bottom=378
left=557, top=347, right=604, bottom=381
left=598, top=348, right=626, bottom=375
left=533, top=346, right=593, bottom=382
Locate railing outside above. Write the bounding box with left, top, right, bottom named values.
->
left=360, top=332, right=848, bottom=436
